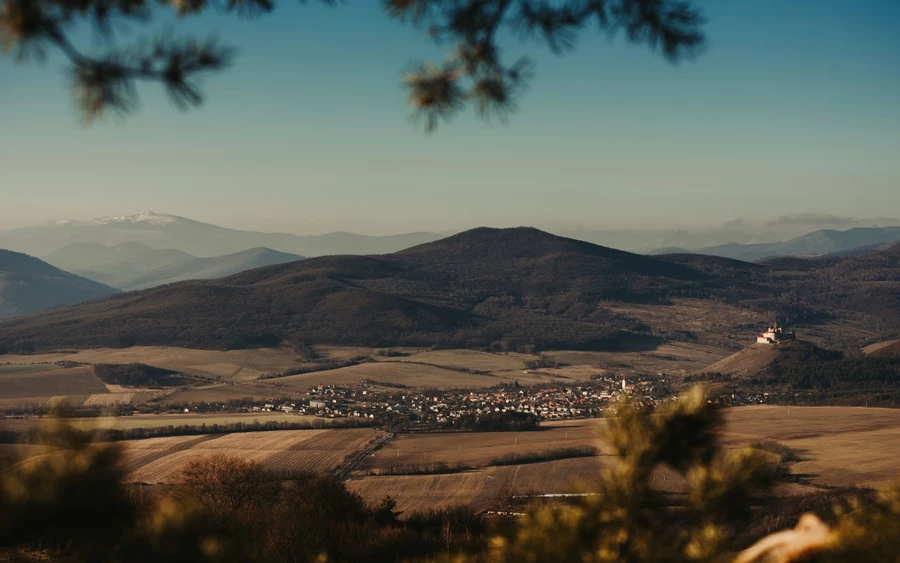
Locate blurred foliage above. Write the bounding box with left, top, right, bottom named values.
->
left=0, top=0, right=704, bottom=129
left=483, top=386, right=775, bottom=563
left=1, top=391, right=899, bottom=562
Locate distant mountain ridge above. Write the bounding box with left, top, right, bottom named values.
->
left=2, top=227, right=898, bottom=353
left=0, top=211, right=443, bottom=258
left=0, top=227, right=727, bottom=351
left=43, top=242, right=197, bottom=288
left=666, top=226, right=900, bottom=262
left=43, top=241, right=304, bottom=290
left=123, top=247, right=304, bottom=290
left=0, top=250, right=118, bottom=319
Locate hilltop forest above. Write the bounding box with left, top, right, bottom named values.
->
left=0, top=228, right=897, bottom=354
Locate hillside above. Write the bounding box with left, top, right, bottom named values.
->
left=0, top=249, right=118, bottom=320
left=699, top=340, right=842, bottom=378
left=0, top=228, right=721, bottom=351
left=44, top=242, right=303, bottom=290
left=863, top=339, right=900, bottom=357
left=822, top=241, right=898, bottom=258
left=44, top=242, right=197, bottom=288
left=0, top=228, right=898, bottom=353
left=122, top=247, right=305, bottom=290
left=43, top=241, right=194, bottom=271
left=0, top=211, right=441, bottom=258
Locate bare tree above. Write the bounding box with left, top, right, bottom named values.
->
left=1, top=0, right=705, bottom=129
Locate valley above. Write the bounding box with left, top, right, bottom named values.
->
left=0, top=340, right=728, bottom=410
left=4, top=6, right=899, bottom=558
left=1, top=225, right=898, bottom=548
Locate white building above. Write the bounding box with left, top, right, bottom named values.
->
left=757, top=323, right=795, bottom=344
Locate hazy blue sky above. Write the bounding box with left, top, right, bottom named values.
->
left=1, top=0, right=898, bottom=235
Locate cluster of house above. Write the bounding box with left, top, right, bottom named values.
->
left=245, top=374, right=665, bottom=424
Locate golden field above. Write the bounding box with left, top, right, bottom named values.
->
left=2, top=406, right=897, bottom=514
left=1, top=342, right=732, bottom=407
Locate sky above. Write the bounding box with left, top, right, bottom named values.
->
left=1, top=0, right=899, bottom=235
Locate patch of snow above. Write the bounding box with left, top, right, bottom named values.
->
left=59, top=211, right=181, bottom=227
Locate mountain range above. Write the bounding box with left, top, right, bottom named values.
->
left=651, top=226, right=900, bottom=262
left=5, top=211, right=899, bottom=261
left=43, top=242, right=304, bottom=290
left=1, top=227, right=897, bottom=354
left=0, top=211, right=442, bottom=258
left=0, top=250, right=118, bottom=320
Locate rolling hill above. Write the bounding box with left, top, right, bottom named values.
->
left=654, top=226, right=900, bottom=262
left=698, top=340, right=842, bottom=378
left=43, top=241, right=197, bottom=288
left=0, top=250, right=118, bottom=320
left=0, top=229, right=897, bottom=353
left=43, top=241, right=195, bottom=271
left=43, top=242, right=304, bottom=290
left=0, top=211, right=442, bottom=258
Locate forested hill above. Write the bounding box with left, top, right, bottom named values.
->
left=0, top=229, right=897, bottom=353
left=0, top=250, right=118, bottom=320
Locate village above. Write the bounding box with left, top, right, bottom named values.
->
left=175, top=374, right=663, bottom=425
left=172, top=372, right=774, bottom=428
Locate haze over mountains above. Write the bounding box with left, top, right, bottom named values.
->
left=0, top=211, right=443, bottom=258
left=0, top=250, right=118, bottom=319
left=2, top=211, right=897, bottom=260
left=1, top=211, right=898, bottom=329
left=43, top=242, right=304, bottom=290
left=1, top=227, right=897, bottom=354
left=658, top=226, right=900, bottom=262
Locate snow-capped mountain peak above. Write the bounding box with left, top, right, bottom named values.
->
left=50, top=211, right=182, bottom=227
left=93, top=211, right=180, bottom=225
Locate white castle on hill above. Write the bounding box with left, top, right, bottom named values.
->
left=757, top=322, right=796, bottom=344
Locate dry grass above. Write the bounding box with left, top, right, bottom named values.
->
left=4, top=405, right=896, bottom=513
left=0, top=397, right=52, bottom=410
left=1, top=343, right=733, bottom=398
left=70, top=412, right=318, bottom=430
left=0, top=367, right=107, bottom=399
left=276, top=362, right=506, bottom=390
left=302, top=344, right=730, bottom=388
left=158, top=382, right=299, bottom=404
left=395, top=350, right=533, bottom=372
left=0, top=347, right=303, bottom=382
left=544, top=341, right=731, bottom=377
left=358, top=425, right=603, bottom=474
left=351, top=407, right=900, bottom=511
left=0, top=364, right=58, bottom=375
left=314, top=346, right=396, bottom=361
left=348, top=457, right=613, bottom=513
left=123, top=428, right=381, bottom=483
left=196, top=429, right=328, bottom=451
left=82, top=393, right=135, bottom=407
left=0, top=444, right=57, bottom=464
left=862, top=339, right=900, bottom=354
left=723, top=406, right=900, bottom=489
left=607, top=298, right=768, bottom=351
left=348, top=468, right=503, bottom=513
left=3, top=412, right=323, bottom=433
